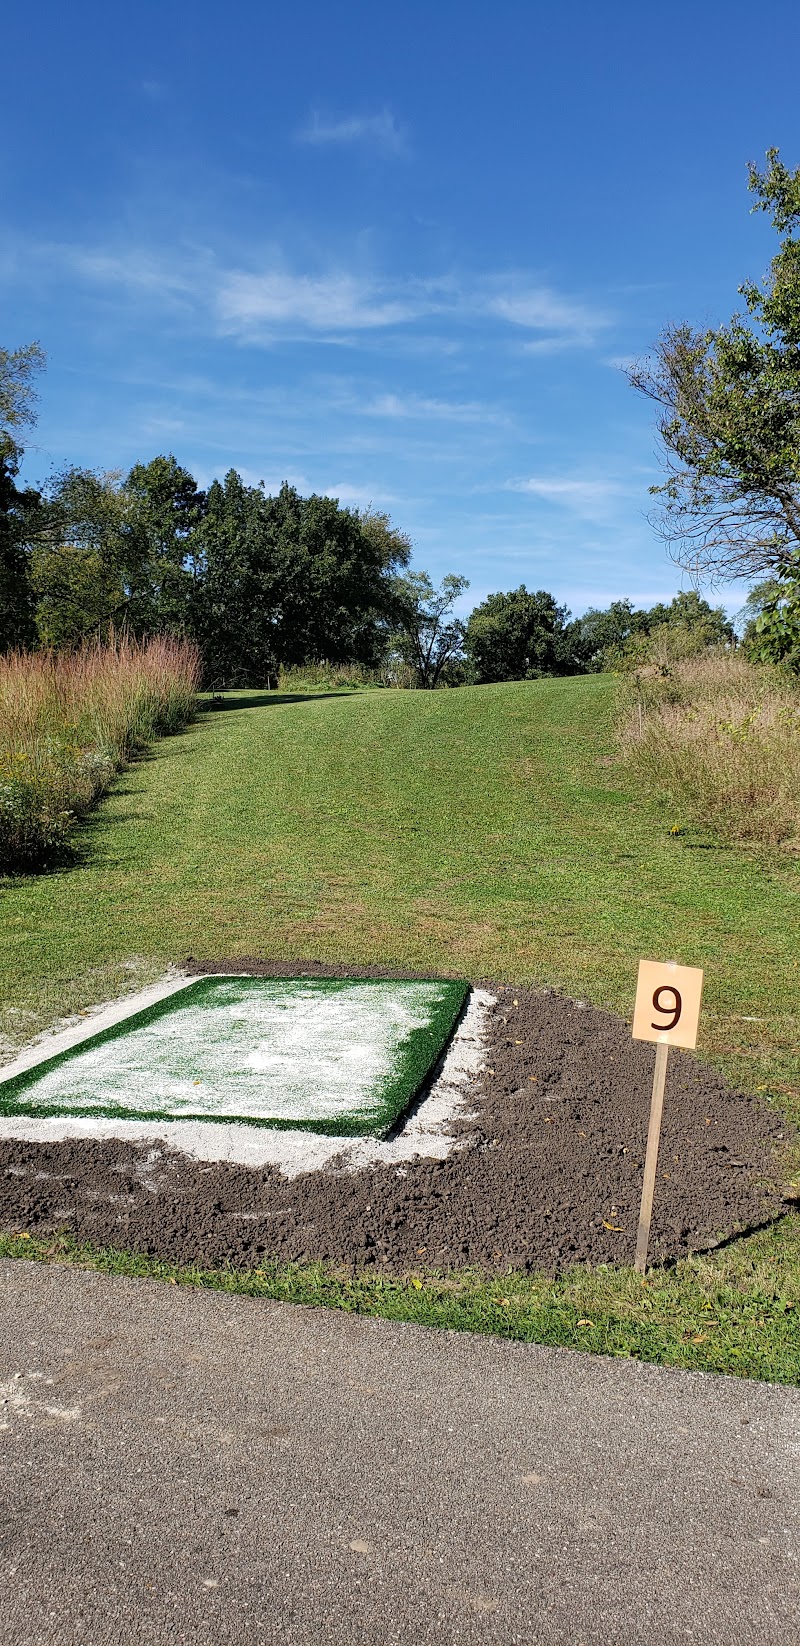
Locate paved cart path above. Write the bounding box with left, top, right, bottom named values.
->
left=1, top=1260, right=798, bottom=1646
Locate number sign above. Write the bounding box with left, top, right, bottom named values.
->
left=632, top=959, right=703, bottom=1051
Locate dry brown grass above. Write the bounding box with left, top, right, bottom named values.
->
left=618, top=651, right=800, bottom=846
left=0, top=634, right=201, bottom=868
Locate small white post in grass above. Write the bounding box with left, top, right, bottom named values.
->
left=631, top=959, right=704, bottom=1274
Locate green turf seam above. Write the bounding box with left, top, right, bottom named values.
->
left=0, top=976, right=470, bottom=1138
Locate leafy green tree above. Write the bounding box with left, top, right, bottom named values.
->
left=627, top=149, right=800, bottom=583
left=33, top=456, right=207, bottom=647
left=355, top=507, right=412, bottom=576
left=563, top=598, right=647, bottom=672
left=0, top=452, right=41, bottom=651
left=0, top=341, right=47, bottom=652
left=190, top=470, right=277, bottom=686
left=740, top=565, right=800, bottom=669
left=31, top=467, right=130, bottom=646
left=0, top=341, right=46, bottom=449
left=391, top=572, right=469, bottom=688
left=192, top=479, right=409, bottom=686
left=120, top=455, right=205, bottom=635
left=606, top=591, right=735, bottom=669
left=259, top=487, right=406, bottom=670
left=464, top=585, right=572, bottom=682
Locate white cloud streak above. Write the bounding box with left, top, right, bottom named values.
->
left=507, top=475, right=621, bottom=517
left=217, top=271, right=418, bottom=333
left=1, top=232, right=608, bottom=352
left=358, top=392, right=498, bottom=424
left=297, top=109, right=407, bottom=155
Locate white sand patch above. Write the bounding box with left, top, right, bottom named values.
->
left=0, top=987, right=496, bottom=1176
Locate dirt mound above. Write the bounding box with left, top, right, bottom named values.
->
left=0, top=964, right=789, bottom=1275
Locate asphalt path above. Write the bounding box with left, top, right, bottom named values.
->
left=0, top=1259, right=798, bottom=1646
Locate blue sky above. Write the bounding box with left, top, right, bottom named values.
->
left=4, top=0, right=799, bottom=620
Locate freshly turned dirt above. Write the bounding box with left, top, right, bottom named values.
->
left=0, top=960, right=790, bottom=1276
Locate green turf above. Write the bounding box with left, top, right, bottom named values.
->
left=0, top=975, right=468, bottom=1136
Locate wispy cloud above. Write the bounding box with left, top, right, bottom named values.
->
left=358, top=392, right=499, bottom=424
left=1, top=231, right=608, bottom=356
left=297, top=108, right=407, bottom=155
left=506, top=475, right=621, bottom=517
left=322, top=481, right=399, bottom=507
left=216, top=270, right=418, bottom=334
left=488, top=282, right=608, bottom=348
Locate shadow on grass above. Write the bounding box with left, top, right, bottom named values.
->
left=199, top=691, right=359, bottom=712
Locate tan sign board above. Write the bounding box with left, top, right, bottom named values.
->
left=631, top=959, right=704, bottom=1051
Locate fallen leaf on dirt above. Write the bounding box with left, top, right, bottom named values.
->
left=577, top=1318, right=594, bottom=1327
left=410, top=1276, right=422, bottom=1289
left=603, top=1220, right=625, bottom=1231
left=492, top=1297, right=511, bottom=1307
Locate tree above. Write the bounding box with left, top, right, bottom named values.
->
left=0, top=452, right=41, bottom=651
left=190, top=470, right=278, bottom=686
left=31, top=467, right=131, bottom=646
left=627, top=149, right=800, bottom=584
left=191, top=479, right=410, bottom=686
left=564, top=599, right=650, bottom=672
left=391, top=572, right=469, bottom=687
left=120, top=455, right=206, bottom=635
left=604, top=591, right=735, bottom=670
left=0, top=341, right=46, bottom=452
left=356, top=507, right=412, bottom=576
left=740, top=572, right=800, bottom=670
left=258, top=487, right=407, bottom=670
left=464, top=586, right=572, bottom=682
left=0, top=341, right=47, bottom=652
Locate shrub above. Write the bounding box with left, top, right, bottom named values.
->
left=0, top=634, right=201, bottom=870
left=618, top=652, right=800, bottom=847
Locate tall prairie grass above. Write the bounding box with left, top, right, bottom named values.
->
left=619, top=651, right=800, bottom=846
left=276, top=661, right=385, bottom=692
left=0, top=635, right=201, bottom=869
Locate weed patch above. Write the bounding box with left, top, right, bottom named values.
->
left=619, top=653, right=800, bottom=846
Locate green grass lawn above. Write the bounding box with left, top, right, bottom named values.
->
left=1, top=677, right=798, bottom=1378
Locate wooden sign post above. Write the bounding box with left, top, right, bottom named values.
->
left=631, top=959, right=704, bottom=1274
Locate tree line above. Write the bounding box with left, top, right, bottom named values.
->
left=0, top=397, right=735, bottom=688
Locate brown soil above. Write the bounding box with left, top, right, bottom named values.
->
left=0, top=960, right=790, bottom=1276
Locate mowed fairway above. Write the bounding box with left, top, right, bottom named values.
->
left=0, top=676, right=798, bottom=1112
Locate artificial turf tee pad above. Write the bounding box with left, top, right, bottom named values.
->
left=0, top=976, right=469, bottom=1137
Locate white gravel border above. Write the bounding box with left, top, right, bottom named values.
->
left=0, top=978, right=496, bottom=1177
